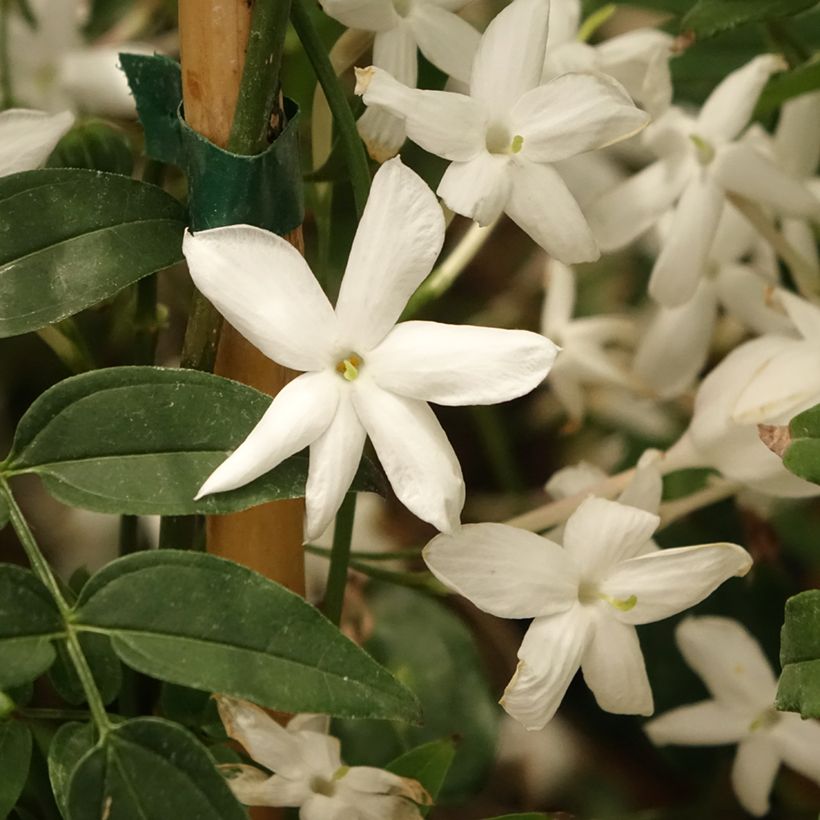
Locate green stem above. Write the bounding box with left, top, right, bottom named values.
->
left=0, top=0, right=12, bottom=109
left=291, top=0, right=370, bottom=221
left=1, top=480, right=112, bottom=735
left=470, top=405, right=525, bottom=494
left=17, top=707, right=92, bottom=721
left=323, top=493, right=356, bottom=625
left=306, top=544, right=423, bottom=562
left=766, top=20, right=810, bottom=68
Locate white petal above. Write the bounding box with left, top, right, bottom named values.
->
left=367, top=320, right=557, bottom=405
left=645, top=701, right=750, bottom=746
left=732, top=341, right=820, bottom=424
left=357, top=106, right=408, bottom=163
left=506, top=160, right=599, bottom=263
left=469, top=0, right=548, bottom=111
left=335, top=158, right=444, bottom=351
left=545, top=461, right=607, bottom=500
left=716, top=264, right=793, bottom=337
left=221, top=767, right=309, bottom=807
left=196, top=372, right=339, bottom=498
left=634, top=280, right=718, bottom=399
left=182, top=226, right=337, bottom=371
left=674, top=617, right=778, bottom=709
left=779, top=288, right=820, bottom=342
left=549, top=370, right=586, bottom=420
left=771, top=715, right=820, bottom=786
left=732, top=735, right=781, bottom=817
left=697, top=54, right=786, bottom=143
left=304, top=396, right=367, bottom=542
left=617, top=455, right=663, bottom=515
left=344, top=766, right=427, bottom=802
left=541, top=260, right=576, bottom=336
left=587, top=158, right=691, bottom=251
left=512, top=73, right=649, bottom=163
left=775, top=92, right=820, bottom=178
left=545, top=0, right=581, bottom=50
left=288, top=714, right=330, bottom=734
left=0, top=108, right=73, bottom=176
left=423, top=523, right=578, bottom=618
left=355, top=67, right=486, bottom=161
left=562, top=497, right=660, bottom=579
left=319, top=0, right=398, bottom=31
left=649, top=173, right=724, bottom=307
left=501, top=606, right=593, bottom=730
left=713, top=143, right=820, bottom=219
left=302, top=793, right=345, bottom=820
left=436, top=152, right=511, bottom=226
left=582, top=613, right=653, bottom=715
left=783, top=218, right=820, bottom=284
left=352, top=378, right=464, bottom=532
left=409, top=5, right=479, bottom=84
left=599, top=543, right=753, bottom=625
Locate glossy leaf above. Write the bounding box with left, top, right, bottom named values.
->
left=757, top=61, right=820, bottom=115
left=75, top=551, right=420, bottom=722
left=776, top=589, right=820, bottom=718
left=50, top=633, right=121, bottom=707
left=0, top=721, right=32, bottom=818
left=387, top=739, right=455, bottom=816
left=66, top=718, right=245, bottom=820
left=48, top=722, right=96, bottom=820
left=0, top=565, right=63, bottom=689
left=682, top=0, right=819, bottom=36
left=47, top=122, right=134, bottom=176
left=782, top=403, right=820, bottom=485
left=0, top=170, right=184, bottom=338
left=6, top=366, right=381, bottom=515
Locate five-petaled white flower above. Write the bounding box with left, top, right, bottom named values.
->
left=216, top=696, right=429, bottom=819
left=319, top=0, right=480, bottom=162
left=183, top=158, right=558, bottom=540
left=645, top=616, right=820, bottom=817
left=589, top=54, right=820, bottom=307
left=423, top=496, right=752, bottom=730
left=0, top=108, right=74, bottom=177
left=354, top=0, right=650, bottom=264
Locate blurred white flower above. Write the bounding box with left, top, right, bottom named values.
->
left=217, top=697, right=428, bottom=818
left=0, top=108, right=74, bottom=176
left=355, top=0, right=649, bottom=263
left=589, top=55, right=820, bottom=307
left=645, top=616, right=820, bottom=817
left=424, top=496, right=752, bottom=730
left=183, top=158, right=557, bottom=539
left=319, top=0, right=480, bottom=162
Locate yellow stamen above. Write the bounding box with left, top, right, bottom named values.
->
left=577, top=4, right=616, bottom=42
left=511, top=134, right=524, bottom=154
left=335, top=353, right=363, bottom=381
left=690, top=134, right=716, bottom=165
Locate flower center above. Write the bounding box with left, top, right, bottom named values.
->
left=393, top=0, right=412, bottom=16
left=309, top=776, right=337, bottom=797
left=578, top=582, right=637, bottom=612
left=485, top=122, right=524, bottom=155
left=335, top=353, right=363, bottom=381
left=749, top=707, right=781, bottom=732
left=689, top=133, right=715, bottom=165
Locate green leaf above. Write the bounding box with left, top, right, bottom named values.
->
left=75, top=551, right=420, bottom=722
left=0, top=494, right=8, bottom=531
left=66, top=718, right=245, bottom=820
left=0, top=721, right=32, bottom=818
left=335, top=585, right=498, bottom=800
left=48, top=722, right=96, bottom=820
left=757, top=60, right=820, bottom=115
left=6, top=366, right=381, bottom=515
left=47, top=121, right=134, bottom=176
left=776, top=589, right=820, bottom=717
left=0, top=565, right=63, bottom=689
left=484, top=815, right=554, bottom=820
left=387, top=740, right=455, bottom=815
left=682, top=0, right=819, bottom=37
left=49, top=633, right=122, bottom=707
left=783, top=403, right=820, bottom=485
left=0, top=170, right=184, bottom=338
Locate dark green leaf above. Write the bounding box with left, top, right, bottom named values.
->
left=0, top=721, right=32, bottom=818
left=11, top=0, right=37, bottom=27
left=484, top=815, right=554, bottom=820
left=783, top=403, right=820, bottom=485
left=757, top=60, right=820, bottom=115
left=0, top=170, right=184, bottom=338
left=0, top=494, right=8, bottom=531
left=0, top=565, right=63, bottom=688
left=75, top=551, right=420, bottom=722
left=387, top=740, right=455, bottom=815
left=66, top=718, right=246, bottom=820
left=682, top=0, right=819, bottom=37
left=49, top=633, right=121, bottom=706
left=335, top=585, right=498, bottom=800
left=6, top=367, right=382, bottom=515
left=47, top=121, right=134, bottom=176
left=48, top=722, right=96, bottom=820
left=159, top=684, right=225, bottom=738
left=776, top=589, right=820, bottom=717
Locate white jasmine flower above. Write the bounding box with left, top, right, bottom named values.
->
left=542, top=0, right=674, bottom=117
left=0, top=108, right=74, bottom=176
left=216, top=696, right=429, bottom=819
left=665, top=290, right=820, bottom=497
left=589, top=55, right=820, bottom=307
left=423, top=496, right=752, bottom=730
left=320, top=0, right=480, bottom=162
left=354, top=0, right=650, bottom=263
left=645, top=617, right=820, bottom=817
left=541, top=259, right=637, bottom=420
left=183, top=158, right=558, bottom=540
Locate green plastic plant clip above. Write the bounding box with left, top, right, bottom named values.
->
left=119, top=53, right=303, bottom=234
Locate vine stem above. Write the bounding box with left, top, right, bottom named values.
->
left=1, top=480, right=112, bottom=735
left=323, top=493, right=356, bottom=625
